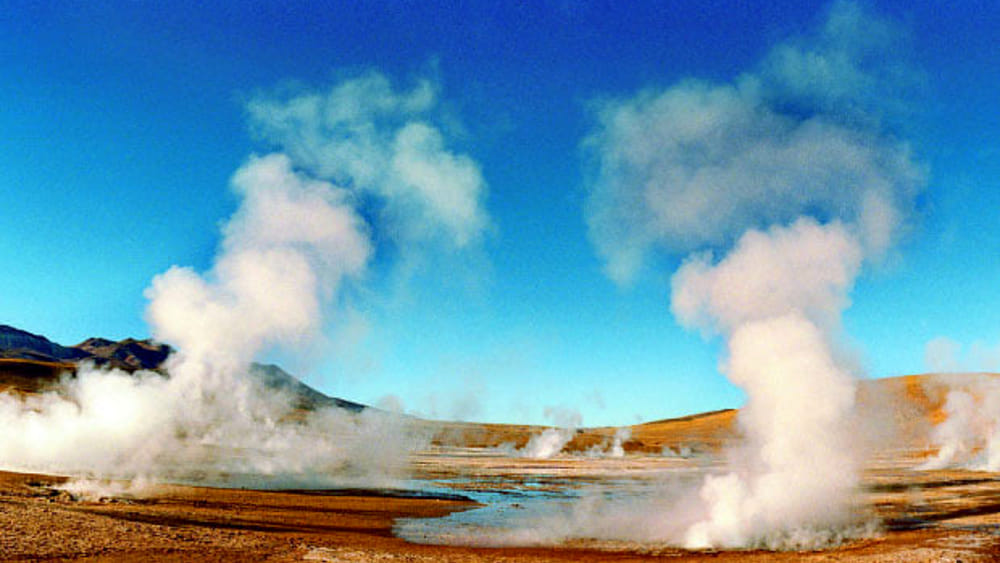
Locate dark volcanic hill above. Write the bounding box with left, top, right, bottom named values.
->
left=74, top=336, right=171, bottom=371
left=0, top=324, right=169, bottom=370
left=251, top=363, right=365, bottom=412
left=0, top=325, right=91, bottom=363
left=0, top=324, right=364, bottom=412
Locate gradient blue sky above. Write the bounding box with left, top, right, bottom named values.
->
left=2, top=1, right=998, bottom=426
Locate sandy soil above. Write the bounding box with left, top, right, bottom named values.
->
left=3, top=372, right=1000, bottom=561
left=3, top=452, right=1000, bottom=562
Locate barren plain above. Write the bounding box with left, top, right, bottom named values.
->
left=2, top=367, right=1000, bottom=561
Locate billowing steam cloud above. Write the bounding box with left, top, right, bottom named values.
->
left=584, top=0, right=924, bottom=549
left=246, top=71, right=489, bottom=249
left=148, top=153, right=371, bottom=390
left=0, top=71, right=488, bottom=487
left=918, top=375, right=1000, bottom=472
left=517, top=407, right=583, bottom=459
left=920, top=340, right=1000, bottom=471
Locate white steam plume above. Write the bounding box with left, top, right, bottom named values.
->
left=147, top=153, right=371, bottom=391
left=585, top=427, right=632, bottom=458
left=919, top=339, right=1000, bottom=471
left=519, top=428, right=576, bottom=460
left=583, top=0, right=924, bottom=549
left=584, top=0, right=922, bottom=286
left=0, top=71, right=489, bottom=487
left=918, top=388, right=978, bottom=470
left=518, top=407, right=582, bottom=459
left=247, top=71, right=489, bottom=249
left=918, top=375, right=1000, bottom=471
left=676, top=230, right=863, bottom=547
left=609, top=427, right=631, bottom=458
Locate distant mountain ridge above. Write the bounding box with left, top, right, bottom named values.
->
left=0, top=324, right=91, bottom=363
left=0, top=324, right=364, bottom=412
left=0, top=324, right=170, bottom=370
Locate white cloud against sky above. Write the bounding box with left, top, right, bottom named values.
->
left=1, top=1, right=999, bottom=425
left=246, top=72, right=490, bottom=250
left=583, top=0, right=925, bottom=284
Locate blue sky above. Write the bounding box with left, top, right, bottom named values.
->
left=2, top=1, right=999, bottom=426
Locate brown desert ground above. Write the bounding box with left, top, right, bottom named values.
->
left=2, top=363, right=1000, bottom=562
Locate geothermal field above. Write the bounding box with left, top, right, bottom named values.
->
left=5, top=1, right=1000, bottom=561
left=2, top=344, right=1000, bottom=561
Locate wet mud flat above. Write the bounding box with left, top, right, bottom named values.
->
left=3, top=449, right=1000, bottom=562
left=403, top=447, right=1000, bottom=561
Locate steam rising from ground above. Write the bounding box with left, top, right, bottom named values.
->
left=518, top=428, right=576, bottom=460
left=920, top=342, right=1000, bottom=471
left=918, top=375, right=1000, bottom=471
left=0, top=72, right=488, bottom=487
left=517, top=407, right=582, bottom=459
left=400, top=2, right=925, bottom=551
left=581, top=1, right=923, bottom=549
left=605, top=427, right=631, bottom=458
